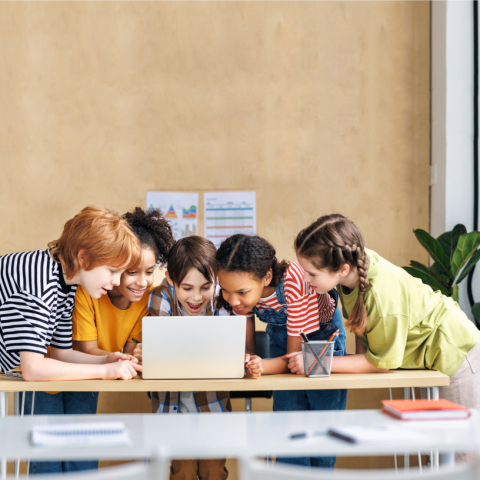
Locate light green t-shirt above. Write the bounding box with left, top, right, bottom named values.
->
left=337, top=249, right=480, bottom=376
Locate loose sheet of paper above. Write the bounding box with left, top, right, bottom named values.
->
left=146, top=192, right=199, bottom=241
left=203, top=191, right=256, bottom=247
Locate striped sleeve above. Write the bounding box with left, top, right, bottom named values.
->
left=0, top=249, right=76, bottom=372
left=318, top=292, right=336, bottom=323
left=0, top=292, right=51, bottom=355
left=283, top=263, right=318, bottom=336
left=283, top=262, right=336, bottom=336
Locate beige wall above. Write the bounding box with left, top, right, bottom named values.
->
left=0, top=1, right=430, bottom=473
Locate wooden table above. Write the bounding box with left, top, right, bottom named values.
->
left=0, top=370, right=450, bottom=392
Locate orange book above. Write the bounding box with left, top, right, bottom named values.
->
left=382, top=399, right=470, bottom=421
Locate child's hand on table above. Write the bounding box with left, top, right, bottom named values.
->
left=106, top=352, right=138, bottom=364
left=102, top=360, right=142, bottom=380
left=245, top=353, right=263, bottom=378
left=132, top=342, right=142, bottom=364
left=285, top=351, right=305, bottom=375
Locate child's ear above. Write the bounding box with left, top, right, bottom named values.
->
left=77, top=249, right=86, bottom=269
left=165, top=271, right=174, bottom=287
left=263, top=268, right=273, bottom=286
left=339, top=263, right=351, bottom=277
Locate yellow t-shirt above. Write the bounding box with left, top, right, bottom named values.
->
left=338, top=249, right=480, bottom=376
left=72, top=285, right=153, bottom=352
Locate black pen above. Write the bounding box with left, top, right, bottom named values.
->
left=290, top=430, right=326, bottom=440
left=131, top=338, right=141, bottom=344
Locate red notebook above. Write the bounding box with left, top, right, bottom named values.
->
left=382, top=399, right=470, bottom=421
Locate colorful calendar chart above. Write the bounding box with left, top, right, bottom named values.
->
left=204, top=191, right=256, bottom=247
left=146, top=192, right=198, bottom=241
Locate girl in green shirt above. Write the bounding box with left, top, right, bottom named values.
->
left=287, top=214, right=480, bottom=411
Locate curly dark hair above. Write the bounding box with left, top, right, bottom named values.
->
left=123, top=207, right=175, bottom=266
left=216, top=234, right=289, bottom=287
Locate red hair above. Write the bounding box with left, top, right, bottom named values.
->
left=48, top=206, right=141, bottom=279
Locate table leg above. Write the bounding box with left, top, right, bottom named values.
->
left=440, top=452, right=455, bottom=467
left=0, top=392, right=6, bottom=480
left=13, top=393, right=25, bottom=478
left=429, top=387, right=442, bottom=468
left=403, top=388, right=410, bottom=470
left=26, top=392, right=34, bottom=479
left=420, top=388, right=430, bottom=400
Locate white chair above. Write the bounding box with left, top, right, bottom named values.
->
left=6, top=449, right=169, bottom=480
left=239, top=458, right=480, bottom=480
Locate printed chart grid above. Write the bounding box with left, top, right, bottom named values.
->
left=204, top=192, right=256, bottom=247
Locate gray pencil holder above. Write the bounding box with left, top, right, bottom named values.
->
left=301, top=341, right=335, bottom=377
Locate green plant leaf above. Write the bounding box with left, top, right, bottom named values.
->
left=430, top=261, right=451, bottom=278
left=413, top=229, right=450, bottom=272
left=409, top=261, right=450, bottom=287
left=452, top=284, right=459, bottom=303
left=472, top=303, right=480, bottom=327
left=403, top=266, right=451, bottom=296
left=451, top=232, right=480, bottom=278
left=454, top=249, right=480, bottom=284
left=437, top=224, right=467, bottom=260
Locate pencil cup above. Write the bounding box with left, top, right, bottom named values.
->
left=301, top=341, right=335, bottom=377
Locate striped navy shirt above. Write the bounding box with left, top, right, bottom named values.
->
left=0, top=249, right=77, bottom=372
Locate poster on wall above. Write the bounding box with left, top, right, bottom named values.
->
left=146, top=191, right=198, bottom=241
left=203, top=191, right=256, bottom=248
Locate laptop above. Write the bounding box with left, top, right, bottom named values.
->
left=141, top=316, right=247, bottom=379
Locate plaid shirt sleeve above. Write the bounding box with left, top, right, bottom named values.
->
left=151, top=391, right=231, bottom=414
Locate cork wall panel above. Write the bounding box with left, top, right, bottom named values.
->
left=0, top=1, right=429, bottom=267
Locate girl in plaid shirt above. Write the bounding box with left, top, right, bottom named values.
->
left=133, top=236, right=261, bottom=480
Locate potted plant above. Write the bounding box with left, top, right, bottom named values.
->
left=403, top=225, right=480, bottom=327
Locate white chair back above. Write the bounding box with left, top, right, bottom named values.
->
left=239, top=458, right=480, bottom=480
left=10, top=449, right=169, bottom=480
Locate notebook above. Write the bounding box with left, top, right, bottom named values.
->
left=327, top=425, right=428, bottom=445
left=31, top=422, right=131, bottom=447
left=382, top=399, right=470, bottom=421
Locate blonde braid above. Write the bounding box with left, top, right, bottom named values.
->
left=294, top=213, right=369, bottom=335
left=357, top=250, right=370, bottom=296
left=344, top=247, right=369, bottom=335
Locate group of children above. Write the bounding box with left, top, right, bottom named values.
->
left=1, top=207, right=479, bottom=479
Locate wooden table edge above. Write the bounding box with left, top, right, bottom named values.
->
left=0, top=370, right=450, bottom=392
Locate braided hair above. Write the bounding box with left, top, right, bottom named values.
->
left=294, top=214, right=369, bottom=335
left=216, top=234, right=290, bottom=287
left=123, top=207, right=175, bottom=266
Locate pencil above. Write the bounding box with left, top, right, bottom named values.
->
left=308, top=329, right=339, bottom=375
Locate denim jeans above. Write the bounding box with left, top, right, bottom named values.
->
left=20, top=391, right=99, bottom=474
left=267, top=306, right=348, bottom=469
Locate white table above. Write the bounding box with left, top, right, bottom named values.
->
left=0, top=371, right=450, bottom=476
left=0, top=409, right=477, bottom=478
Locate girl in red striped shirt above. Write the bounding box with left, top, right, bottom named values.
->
left=216, top=234, right=346, bottom=470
